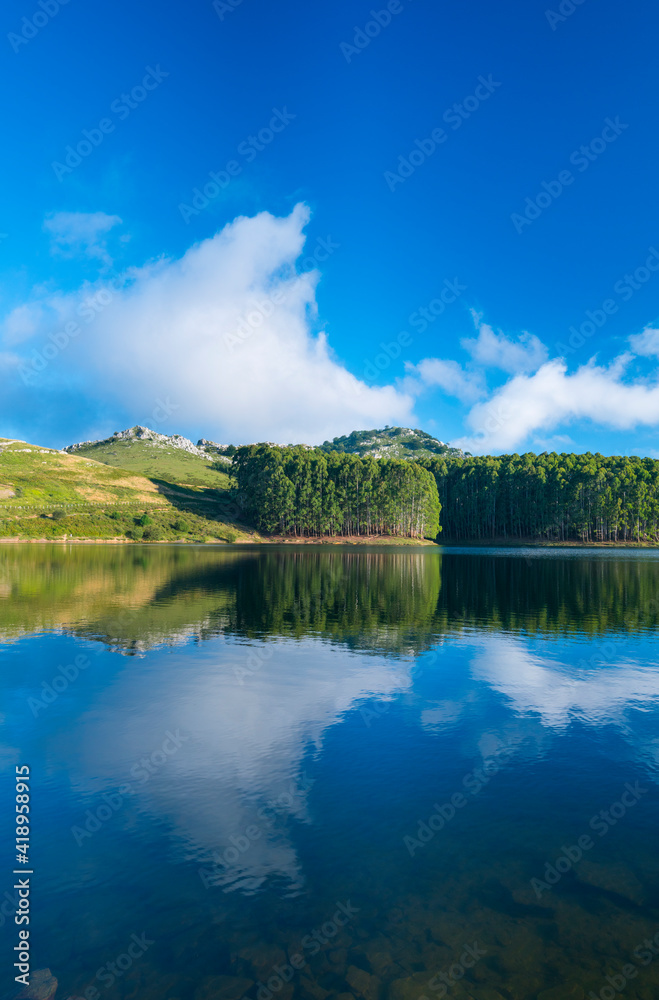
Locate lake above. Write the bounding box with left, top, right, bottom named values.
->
left=1, top=544, right=659, bottom=1000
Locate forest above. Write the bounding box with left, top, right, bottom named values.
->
left=426, top=451, right=659, bottom=543
left=232, top=446, right=659, bottom=544
left=232, top=445, right=441, bottom=539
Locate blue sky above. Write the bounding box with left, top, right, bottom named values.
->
left=1, top=0, right=659, bottom=454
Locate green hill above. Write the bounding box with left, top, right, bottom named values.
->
left=0, top=425, right=462, bottom=544
left=0, top=436, right=256, bottom=544
left=63, top=425, right=233, bottom=489
left=319, top=426, right=464, bottom=460
left=64, top=425, right=462, bottom=479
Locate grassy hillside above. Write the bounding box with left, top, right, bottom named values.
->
left=320, top=426, right=464, bottom=460
left=0, top=426, right=459, bottom=544
left=0, top=438, right=257, bottom=543
left=64, top=429, right=232, bottom=489
left=65, top=425, right=462, bottom=479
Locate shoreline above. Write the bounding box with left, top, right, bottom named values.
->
left=1, top=536, right=659, bottom=549
left=0, top=535, right=436, bottom=547
left=439, top=539, right=659, bottom=549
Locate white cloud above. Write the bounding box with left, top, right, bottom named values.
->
left=3, top=304, right=44, bottom=346
left=461, top=315, right=548, bottom=373
left=9, top=205, right=415, bottom=443
left=629, top=325, right=659, bottom=358
left=43, top=211, right=123, bottom=267
left=471, top=635, right=659, bottom=732
left=406, top=316, right=548, bottom=414
left=54, top=638, right=414, bottom=892
left=455, top=354, right=659, bottom=453
left=407, top=357, right=485, bottom=403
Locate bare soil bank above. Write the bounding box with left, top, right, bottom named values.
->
left=3, top=535, right=656, bottom=547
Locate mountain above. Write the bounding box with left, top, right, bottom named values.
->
left=63, top=426, right=234, bottom=489
left=319, top=427, right=464, bottom=460
left=64, top=425, right=463, bottom=482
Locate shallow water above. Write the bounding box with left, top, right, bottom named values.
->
left=1, top=544, right=659, bottom=1000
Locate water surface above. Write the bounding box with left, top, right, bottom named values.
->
left=1, top=545, right=658, bottom=1000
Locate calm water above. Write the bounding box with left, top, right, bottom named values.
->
left=1, top=544, right=659, bottom=1000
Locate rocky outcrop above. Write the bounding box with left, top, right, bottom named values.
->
left=64, top=426, right=225, bottom=458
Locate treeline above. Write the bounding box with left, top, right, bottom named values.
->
left=425, top=452, right=659, bottom=543
left=230, top=446, right=659, bottom=544
left=232, top=446, right=440, bottom=539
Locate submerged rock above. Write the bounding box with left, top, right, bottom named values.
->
left=194, top=975, right=254, bottom=1000
left=235, top=945, right=287, bottom=979
left=346, top=966, right=380, bottom=1000
left=388, top=972, right=429, bottom=1000
left=463, top=989, right=505, bottom=1000
left=328, top=948, right=349, bottom=972
left=359, top=950, right=400, bottom=981
left=537, top=985, right=584, bottom=1000
left=19, top=969, right=58, bottom=1000
left=575, top=861, right=645, bottom=904
left=299, top=977, right=332, bottom=1000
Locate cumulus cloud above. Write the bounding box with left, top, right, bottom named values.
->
left=455, top=354, right=659, bottom=453
left=7, top=205, right=415, bottom=444
left=629, top=325, right=659, bottom=358
left=407, top=316, right=547, bottom=412
left=407, top=357, right=485, bottom=403
left=461, top=314, right=548, bottom=373
left=43, top=211, right=124, bottom=267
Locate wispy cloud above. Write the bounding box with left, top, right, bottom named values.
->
left=456, top=353, right=659, bottom=453
left=43, top=211, right=124, bottom=268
